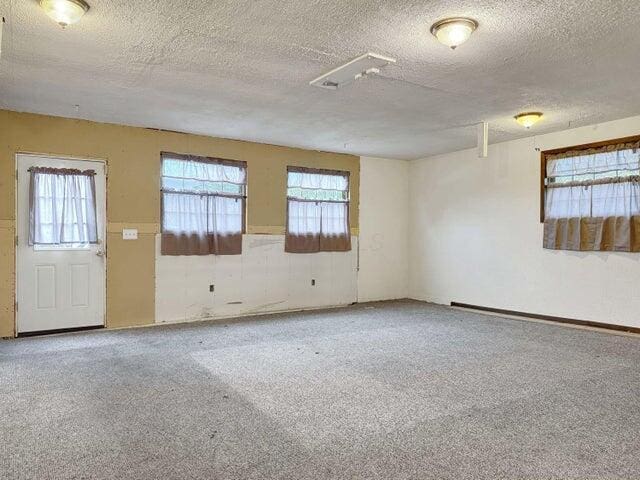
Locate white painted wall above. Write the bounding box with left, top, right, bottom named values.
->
left=409, top=115, right=640, bottom=328
left=156, top=235, right=358, bottom=323
left=357, top=157, right=409, bottom=302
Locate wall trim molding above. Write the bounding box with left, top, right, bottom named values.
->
left=17, top=325, right=104, bottom=338
left=450, top=302, right=640, bottom=335
left=246, top=225, right=286, bottom=235
left=245, top=225, right=360, bottom=236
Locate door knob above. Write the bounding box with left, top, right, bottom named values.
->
left=96, top=250, right=105, bottom=257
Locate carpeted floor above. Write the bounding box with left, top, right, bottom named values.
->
left=1, top=300, right=640, bottom=479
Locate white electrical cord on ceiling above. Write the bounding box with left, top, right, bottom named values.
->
left=370, top=66, right=490, bottom=157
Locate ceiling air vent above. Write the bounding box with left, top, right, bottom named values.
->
left=310, top=52, right=396, bottom=90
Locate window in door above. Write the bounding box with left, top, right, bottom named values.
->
left=29, top=167, right=98, bottom=249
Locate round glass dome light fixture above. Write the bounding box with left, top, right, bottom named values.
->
left=39, top=0, right=90, bottom=27
left=514, top=112, right=543, bottom=129
left=430, top=17, right=478, bottom=49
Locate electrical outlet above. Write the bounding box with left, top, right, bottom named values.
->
left=311, top=279, right=316, bottom=286
left=209, top=284, right=215, bottom=293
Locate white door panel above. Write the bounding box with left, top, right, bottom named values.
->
left=16, top=154, right=106, bottom=333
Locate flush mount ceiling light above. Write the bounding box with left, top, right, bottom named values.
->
left=430, top=17, right=478, bottom=49
left=514, top=112, right=543, bottom=129
left=39, top=0, right=89, bottom=27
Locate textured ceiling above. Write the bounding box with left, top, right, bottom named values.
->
left=1, top=0, right=640, bottom=159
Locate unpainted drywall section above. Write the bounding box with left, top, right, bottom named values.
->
left=357, top=157, right=409, bottom=301
left=409, top=114, right=640, bottom=328
left=156, top=235, right=358, bottom=323
left=0, top=110, right=359, bottom=337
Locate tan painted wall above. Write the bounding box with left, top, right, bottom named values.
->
left=0, top=110, right=359, bottom=337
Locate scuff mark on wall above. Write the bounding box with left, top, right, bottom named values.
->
left=246, top=236, right=282, bottom=248
left=155, top=235, right=358, bottom=324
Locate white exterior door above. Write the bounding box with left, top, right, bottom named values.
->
left=16, top=154, right=106, bottom=334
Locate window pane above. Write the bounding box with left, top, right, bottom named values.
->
left=286, top=170, right=349, bottom=201
left=287, top=171, right=348, bottom=192
left=288, top=199, right=321, bottom=235
left=287, top=186, right=347, bottom=201
left=162, top=157, right=246, bottom=196
left=210, top=196, right=243, bottom=234
left=286, top=169, right=350, bottom=242
left=547, top=148, right=640, bottom=178
left=545, top=144, right=640, bottom=219
left=321, top=202, right=348, bottom=236
left=545, top=185, right=591, bottom=219
left=163, top=192, right=207, bottom=234
left=161, top=156, right=246, bottom=240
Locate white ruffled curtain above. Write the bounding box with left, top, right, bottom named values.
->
left=29, top=168, right=98, bottom=245
left=287, top=170, right=349, bottom=196
left=161, top=157, right=246, bottom=191
left=546, top=146, right=640, bottom=178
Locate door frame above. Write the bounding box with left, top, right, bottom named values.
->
left=14, top=152, right=108, bottom=337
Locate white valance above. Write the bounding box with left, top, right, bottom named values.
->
left=547, top=144, right=640, bottom=178
left=287, top=168, right=349, bottom=201
left=162, top=156, right=247, bottom=194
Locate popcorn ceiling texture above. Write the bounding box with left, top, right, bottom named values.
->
left=1, top=0, right=640, bottom=159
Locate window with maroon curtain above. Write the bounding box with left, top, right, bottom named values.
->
left=161, top=153, right=247, bottom=255
left=285, top=166, right=351, bottom=253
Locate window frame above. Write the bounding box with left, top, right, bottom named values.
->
left=539, top=134, right=640, bottom=223
left=285, top=165, right=351, bottom=253
left=160, top=151, right=248, bottom=236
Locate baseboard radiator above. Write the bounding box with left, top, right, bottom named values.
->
left=450, top=302, right=640, bottom=335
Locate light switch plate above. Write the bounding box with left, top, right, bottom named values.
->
left=122, top=228, right=138, bottom=240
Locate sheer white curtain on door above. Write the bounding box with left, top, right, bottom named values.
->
left=29, top=168, right=98, bottom=245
